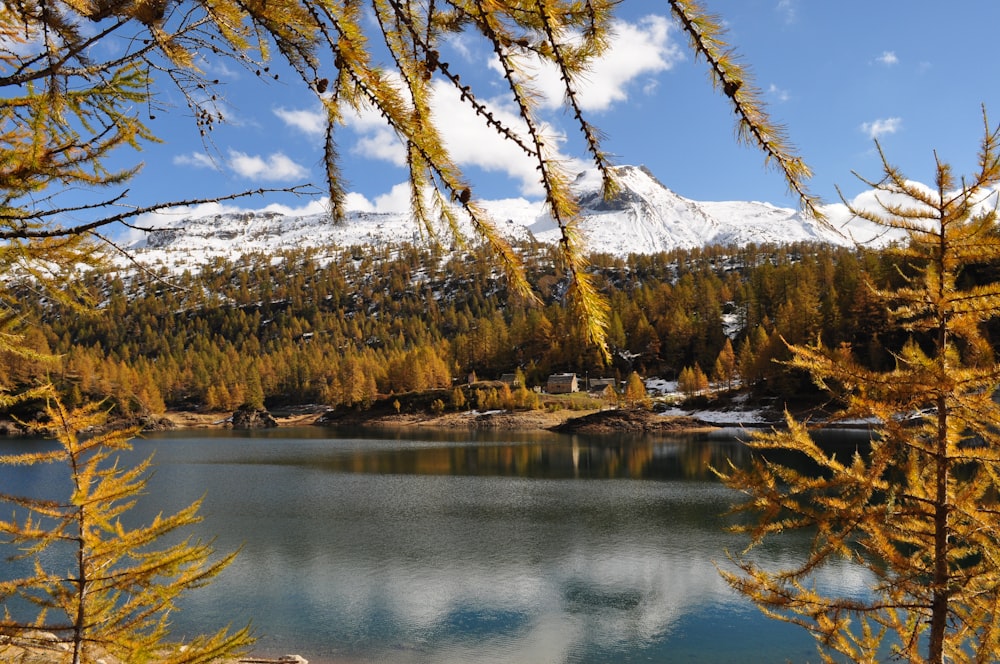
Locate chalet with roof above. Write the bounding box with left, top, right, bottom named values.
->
left=546, top=373, right=579, bottom=394
left=588, top=377, right=617, bottom=393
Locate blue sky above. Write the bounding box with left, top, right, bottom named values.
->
left=119, top=1, right=1000, bottom=221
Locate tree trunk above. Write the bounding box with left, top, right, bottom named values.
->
left=927, top=361, right=949, bottom=662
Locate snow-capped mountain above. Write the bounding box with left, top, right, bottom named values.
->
left=125, top=165, right=898, bottom=269
left=537, top=166, right=861, bottom=253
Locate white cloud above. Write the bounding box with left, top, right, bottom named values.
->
left=172, top=152, right=219, bottom=169
left=351, top=125, right=408, bottom=166
left=876, top=51, right=899, bottom=66
left=767, top=83, right=790, bottom=102
left=341, top=15, right=680, bottom=197
left=247, top=189, right=375, bottom=216
left=575, top=15, right=681, bottom=111
left=342, top=77, right=558, bottom=196
left=339, top=91, right=410, bottom=167
left=353, top=180, right=535, bottom=216
left=373, top=182, right=413, bottom=214
left=776, top=0, right=797, bottom=23
left=429, top=80, right=584, bottom=196
left=227, top=150, right=309, bottom=181
left=274, top=106, right=327, bottom=137
left=861, top=117, right=902, bottom=140
left=499, top=15, right=682, bottom=113
left=343, top=192, right=376, bottom=212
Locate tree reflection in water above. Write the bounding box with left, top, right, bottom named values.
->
left=288, top=428, right=764, bottom=481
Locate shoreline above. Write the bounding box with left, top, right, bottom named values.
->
left=160, top=405, right=722, bottom=436
left=3, top=396, right=868, bottom=438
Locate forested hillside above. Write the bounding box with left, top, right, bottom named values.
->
left=5, top=240, right=918, bottom=418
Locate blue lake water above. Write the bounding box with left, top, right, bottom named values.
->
left=0, top=426, right=877, bottom=663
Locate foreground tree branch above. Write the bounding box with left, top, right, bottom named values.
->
left=667, top=0, right=821, bottom=218
left=1, top=0, right=816, bottom=357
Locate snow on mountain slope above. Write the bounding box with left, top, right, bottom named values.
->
left=127, top=198, right=540, bottom=271
left=539, top=166, right=723, bottom=253
left=125, top=165, right=903, bottom=269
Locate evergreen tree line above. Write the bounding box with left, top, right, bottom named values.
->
left=3, top=239, right=929, bottom=416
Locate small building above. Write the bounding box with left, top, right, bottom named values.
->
left=500, top=373, right=523, bottom=388
left=546, top=373, right=579, bottom=394
left=588, top=377, right=617, bottom=393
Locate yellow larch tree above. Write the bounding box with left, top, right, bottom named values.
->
left=0, top=398, right=253, bottom=663
left=719, top=110, right=1000, bottom=664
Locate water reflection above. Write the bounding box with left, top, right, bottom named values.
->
left=196, top=474, right=754, bottom=662
left=0, top=428, right=877, bottom=663
left=305, top=437, right=725, bottom=480
left=185, top=426, right=763, bottom=481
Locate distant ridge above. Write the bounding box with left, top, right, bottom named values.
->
left=125, top=165, right=899, bottom=270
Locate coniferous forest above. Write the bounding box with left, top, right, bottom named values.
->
left=2, top=238, right=938, bottom=419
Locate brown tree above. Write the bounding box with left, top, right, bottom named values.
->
left=677, top=363, right=709, bottom=397
left=712, top=337, right=737, bottom=390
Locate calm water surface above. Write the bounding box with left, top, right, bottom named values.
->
left=1, top=426, right=876, bottom=663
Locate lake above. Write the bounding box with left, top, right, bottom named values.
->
left=0, top=426, right=877, bottom=663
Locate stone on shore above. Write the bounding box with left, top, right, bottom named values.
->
left=230, top=404, right=278, bottom=429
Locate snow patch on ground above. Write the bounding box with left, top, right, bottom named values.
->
left=657, top=405, right=773, bottom=426
left=644, top=376, right=776, bottom=426
left=644, top=378, right=677, bottom=396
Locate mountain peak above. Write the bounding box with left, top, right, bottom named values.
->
left=572, top=165, right=677, bottom=213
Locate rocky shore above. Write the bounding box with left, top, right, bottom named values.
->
left=308, top=402, right=713, bottom=434
left=550, top=407, right=711, bottom=433
left=159, top=401, right=733, bottom=435
left=2, top=382, right=817, bottom=438
left=0, top=631, right=309, bottom=664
